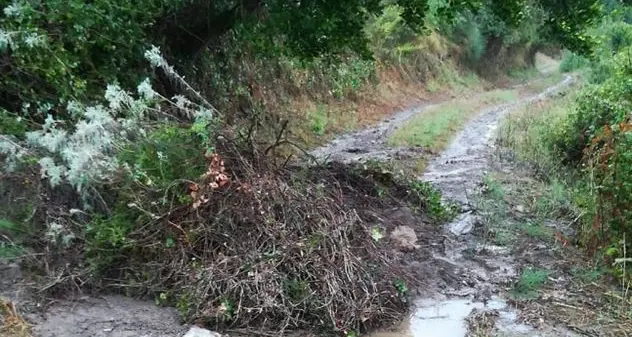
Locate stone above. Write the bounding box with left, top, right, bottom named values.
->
left=183, top=327, right=222, bottom=337
left=389, top=207, right=417, bottom=226
left=448, top=212, right=475, bottom=235
left=391, top=226, right=421, bottom=251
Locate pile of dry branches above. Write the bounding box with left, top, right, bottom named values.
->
left=108, top=150, right=425, bottom=335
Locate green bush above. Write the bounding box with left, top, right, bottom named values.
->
left=117, top=125, right=209, bottom=190
left=365, top=4, right=417, bottom=60
left=0, top=0, right=167, bottom=113
left=559, top=51, right=589, bottom=73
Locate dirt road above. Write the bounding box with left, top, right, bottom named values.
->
left=315, top=74, right=580, bottom=337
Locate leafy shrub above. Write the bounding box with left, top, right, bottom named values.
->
left=559, top=51, right=589, bottom=73
left=0, top=47, right=214, bottom=194
left=365, top=4, right=417, bottom=60
left=448, top=13, right=486, bottom=64
left=0, top=0, right=168, bottom=113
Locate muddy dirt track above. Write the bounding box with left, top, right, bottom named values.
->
left=2, top=74, right=577, bottom=337
left=316, top=74, right=579, bottom=337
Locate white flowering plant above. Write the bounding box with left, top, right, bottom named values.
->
left=1, top=46, right=216, bottom=199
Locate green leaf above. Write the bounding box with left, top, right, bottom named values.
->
left=165, top=236, right=175, bottom=248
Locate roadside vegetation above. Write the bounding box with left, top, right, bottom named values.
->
left=490, top=1, right=632, bottom=330
left=0, top=0, right=610, bottom=335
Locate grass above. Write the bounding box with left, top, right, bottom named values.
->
left=388, top=89, right=518, bottom=152
left=497, top=91, right=576, bottom=170
left=508, top=67, right=540, bottom=82
left=308, top=105, right=329, bottom=136
left=519, top=222, right=553, bottom=240
left=483, top=175, right=505, bottom=201
left=511, top=268, right=550, bottom=299
left=571, top=266, right=605, bottom=283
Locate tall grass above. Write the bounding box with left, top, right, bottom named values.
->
left=559, top=51, right=589, bottom=73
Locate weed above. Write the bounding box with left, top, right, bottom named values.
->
left=511, top=268, right=549, bottom=299
left=570, top=266, right=604, bottom=283
left=492, top=228, right=517, bottom=246
left=409, top=180, right=456, bottom=222
left=0, top=243, right=25, bottom=259
left=559, top=51, right=589, bottom=73
left=519, top=222, right=552, bottom=240
left=393, top=279, right=408, bottom=295
left=176, top=292, right=195, bottom=320
left=482, top=176, right=505, bottom=201
left=481, top=89, right=518, bottom=103
left=507, top=67, right=540, bottom=82
left=309, top=105, right=329, bottom=136
left=284, top=278, right=313, bottom=305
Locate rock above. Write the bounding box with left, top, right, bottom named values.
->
left=449, top=212, right=475, bottom=235
left=515, top=205, right=526, bottom=213
left=183, top=327, right=222, bottom=337
left=391, top=226, right=421, bottom=251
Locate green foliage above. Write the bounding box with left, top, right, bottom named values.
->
left=284, top=278, right=313, bottom=305
left=408, top=180, right=456, bottom=221
left=520, top=222, right=552, bottom=239
left=365, top=4, right=417, bottom=60
left=498, top=10, right=632, bottom=283
left=393, top=279, right=408, bottom=295
left=559, top=51, right=590, bottom=72
left=0, top=110, right=27, bottom=138
left=451, top=13, right=486, bottom=63
left=85, top=211, right=137, bottom=274
left=511, top=267, right=549, bottom=299
left=483, top=176, right=505, bottom=201
left=0, top=0, right=166, bottom=112
left=118, top=125, right=208, bottom=190
left=0, top=218, right=26, bottom=259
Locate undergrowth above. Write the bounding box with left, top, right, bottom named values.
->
left=511, top=268, right=549, bottom=299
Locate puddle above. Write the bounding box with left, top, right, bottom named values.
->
left=372, top=297, right=532, bottom=337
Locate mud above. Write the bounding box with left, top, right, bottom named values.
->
left=310, top=103, right=432, bottom=163
left=31, top=296, right=187, bottom=337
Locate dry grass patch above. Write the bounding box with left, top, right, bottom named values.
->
left=0, top=300, right=30, bottom=337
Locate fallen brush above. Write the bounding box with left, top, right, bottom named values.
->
left=101, top=156, right=440, bottom=335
